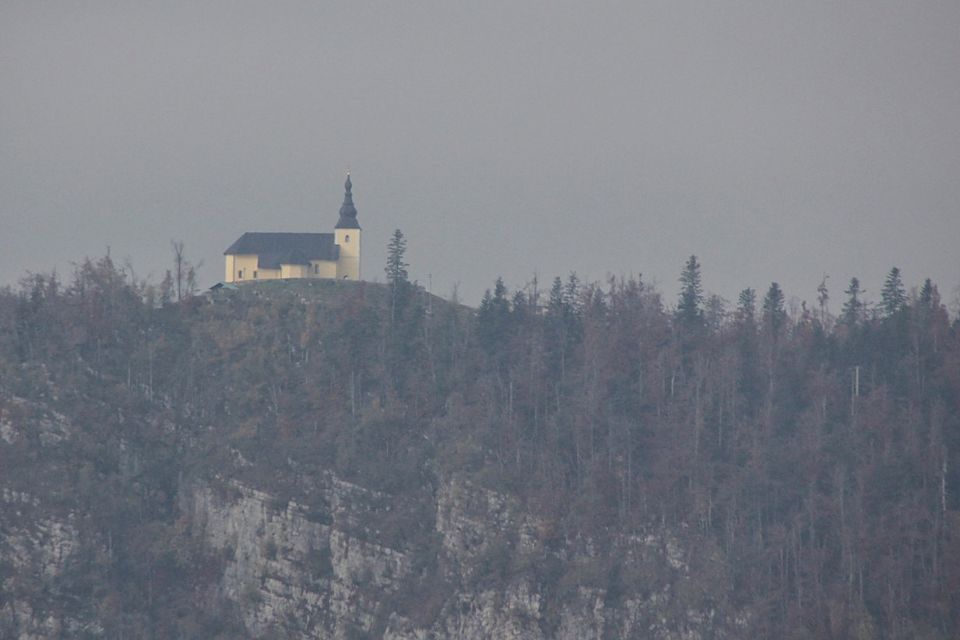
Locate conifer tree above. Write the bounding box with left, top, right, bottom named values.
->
left=735, top=288, right=760, bottom=409
left=546, top=275, right=581, bottom=378
left=881, top=267, right=906, bottom=317
left=477, top=277, right=511, bottom=355
left=841, top=277, right=864, bottom=326
left=737, top=288, right=756, bottom=324
left=676, top=255, right=704, bottom=328
left=548, top=277, right=565, bottom=317
left=919, top=278, right=935, bottom=309
left=385, top=229, right=409, bottom=288
left=762, top=282, right=786, bottom=335
left=385, top=229, right=410, bottom=323
left=564, top=272, right=581, bottom=314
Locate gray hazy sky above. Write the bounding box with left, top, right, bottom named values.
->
left=2, top=1, right=959, bottom=310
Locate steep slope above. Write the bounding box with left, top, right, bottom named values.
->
left=1, top=259, right=958, bottom=638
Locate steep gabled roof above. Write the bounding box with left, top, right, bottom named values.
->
left=224, top=232, right=339, bottom=269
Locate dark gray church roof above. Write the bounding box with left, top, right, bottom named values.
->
left=223, top=232, right=339, bottom=269
left=224, top=174, right=359, bottom=267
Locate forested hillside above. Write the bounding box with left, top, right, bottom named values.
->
left=1, top=254, right=959, bottom=639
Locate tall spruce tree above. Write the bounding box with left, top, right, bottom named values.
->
left=919, top=278, right=935, bottom=309
left=880, top=267, right=906, bottom=317
left=762, top=282, right=786, bottom=336
left=477, top=277, right=512, bottom=355
left=737, top=288, right=757, bottom=325
left=676, top=255, right=704, bottom=329
left=841, top=277, right=864, bottom=327
left=385, top=229, right=409, bottom=287
left=546, top=275, right=582, bottom=378
left=736, top=287, right=761, bottom=409
left=385, top=229, right=410, bottom=324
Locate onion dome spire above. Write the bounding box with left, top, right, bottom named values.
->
left=335, top=172, right=361, bottom=229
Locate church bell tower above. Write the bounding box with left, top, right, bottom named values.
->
left=334, top=173, right=361, bottom=280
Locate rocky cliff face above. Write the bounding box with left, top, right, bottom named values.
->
left=183, top=474, right=411, bottom=637
left=0, top=395, right=99, bottom=639
left=1, top=388, right=741, bottom=639
left=183, top=473, right=739, bottom=639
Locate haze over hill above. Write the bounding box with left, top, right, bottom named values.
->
left=2, top=1, right=959, bottom=306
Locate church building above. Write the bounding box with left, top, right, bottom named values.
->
left=223, top=174, right=361, bottom=283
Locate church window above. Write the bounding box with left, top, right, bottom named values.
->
left=238, top=270, right=243, bottom=280
left=253, top=270, right=258, bottom=279
left=345, top=235, right=350, bottom=243
left=314, top=264, right=319, bottom=274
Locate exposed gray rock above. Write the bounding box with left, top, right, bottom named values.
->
left=1, top=396, right=741, bottom=639
left=181, top=473, right=741, bottom=639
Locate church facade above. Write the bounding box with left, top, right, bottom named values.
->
left=223, top=174, right=361, bottom=283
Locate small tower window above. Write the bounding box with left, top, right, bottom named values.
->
left=238, top=270, right=243, bottom=280
left=345, top=234, right=350, bottom=243
left=314, top=264, right=319, bottom=274
left=253, top=270, right=258, bottom=279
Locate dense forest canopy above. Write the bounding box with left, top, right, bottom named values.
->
left=1, top=251, right=959, bottom=638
